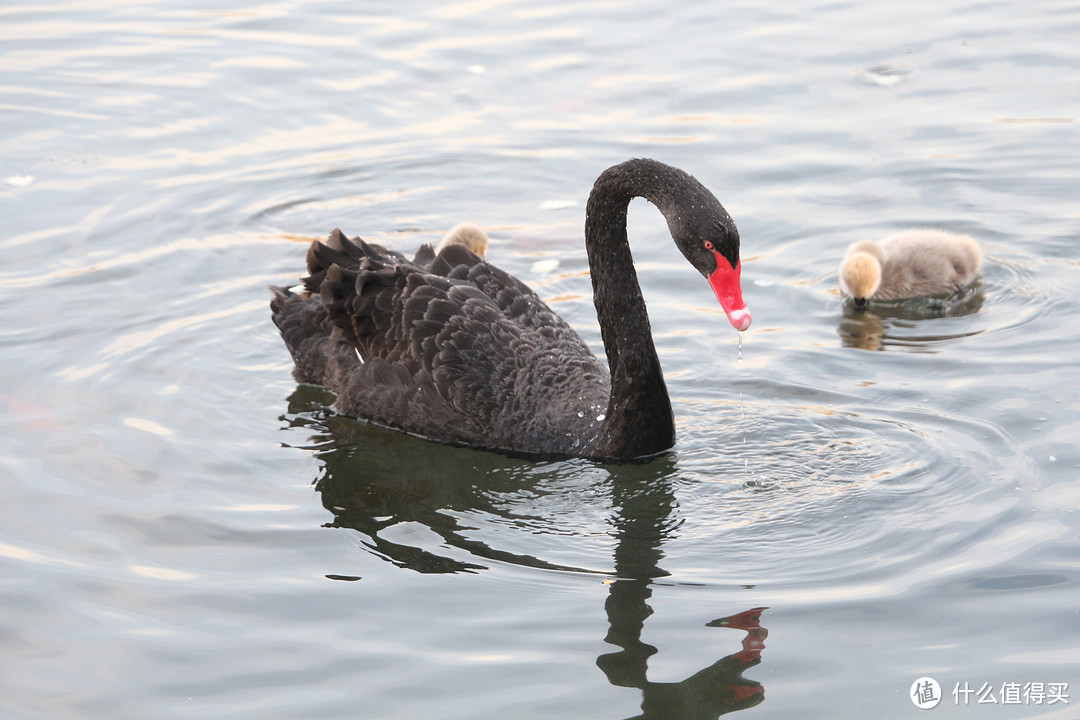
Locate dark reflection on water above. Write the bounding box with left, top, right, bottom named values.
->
left=284, top=386, right=767, bottom=718
left=285, top=386, right=596, bottom=574
left=600, top=467, right=766, bottom=718
left=601, top=598, right=767, bottom=719
left=837, top=280, right=985, bottom=351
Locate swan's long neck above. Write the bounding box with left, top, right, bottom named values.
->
left=584, top=162, right=682, bottom=460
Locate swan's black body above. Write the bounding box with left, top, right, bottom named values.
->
left=271, top=159, right=746, bottom=461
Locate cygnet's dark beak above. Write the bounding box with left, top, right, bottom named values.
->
left=852, top=297, right=869, bottom=310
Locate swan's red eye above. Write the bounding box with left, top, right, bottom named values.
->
left=704, top=241, right=713, bottom=250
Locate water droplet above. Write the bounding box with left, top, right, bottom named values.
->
left=596, top=414, right=605, bottom=422
left=577, top=411, right=584, bottom=418
left=737, top=332, right=743, bottom=363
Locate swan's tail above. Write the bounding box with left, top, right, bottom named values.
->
left=269, top=285, right=357, bottom=388
left=271, top=228, right=494, bottom=393
left=271, top=229, right=407, bottom=386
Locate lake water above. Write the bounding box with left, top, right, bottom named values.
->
left=2, top=1, right=1078, bottom=718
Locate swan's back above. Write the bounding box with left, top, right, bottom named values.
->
left=271, top=229, right=609, bottom=456
left=877, top=229, right=982, bottom=299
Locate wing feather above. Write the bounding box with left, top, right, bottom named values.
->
left=271, top=229, right=609, bottom=454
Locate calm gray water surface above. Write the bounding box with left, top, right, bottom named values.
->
left=2, top=1, right=1078, bottom=718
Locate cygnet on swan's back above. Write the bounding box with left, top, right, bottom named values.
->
left=839, top=229, right=982, bottom=306
left=437, top=222, right=488, bottom=258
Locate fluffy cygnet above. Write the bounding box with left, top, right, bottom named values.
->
left=839, top=229, right=983, bottom=307
left=437, top=222, right=488, bottom=258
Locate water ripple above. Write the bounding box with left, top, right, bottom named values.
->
left=278, top=366, right=1035, bottom=606
left=854, top=62, right=918, bottom=87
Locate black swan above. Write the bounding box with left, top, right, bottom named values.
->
left=271, top=158, right=750, bottom=461
left=839, top=229, right=983, bottom=308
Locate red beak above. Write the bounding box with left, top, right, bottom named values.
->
left=708, top=255, right=751, bottom=331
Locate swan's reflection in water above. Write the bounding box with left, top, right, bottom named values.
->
left=600, top=589, right=766, bottom=718
left=283, top=386, right=767, bottom=718
left=600, top=469, right=765, bottom=718
left=837, top=280, right=985, bottom=351
left=292, top=387, right=604, bottom=574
